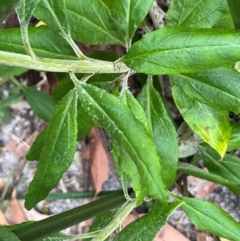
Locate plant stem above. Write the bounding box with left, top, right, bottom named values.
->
left=0, top=50, right=130, bottom=74
left=21, top=26, right=36, bottom=60
left=92, top=200, right=136, bottom=240
left=12, top=190, right=129, bottom=241
left=63, top=32, right=87, bottom=60
left=12, top=190, right=119, bottom=200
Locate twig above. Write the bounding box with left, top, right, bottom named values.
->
left=149, top=0, right=166, bottom=29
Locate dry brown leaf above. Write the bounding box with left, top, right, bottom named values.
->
left=78, top=217, right=94, bottom=236
left=10, top=198, right=26, bottom=224
left=88, top=127, right=109, bottom=194
left=3, top=136, right=18, bottom=153
left=196, top=230, right=209, bottom=241
left=15, top=142, right=30, bottom=158
left=5, top=196, right=26, bottom=224
left=3, top=131, right=38, bottom=158
left=156, top=224, right=190, bottom=241
left=122, top=213, right=140, bottom=227
left=187, top=174, right=218, bottom=199
left=0, top=210, right=9, bottom=225
left=19, top=201, right=48, bottom=221
left=0, top=178, right=5, bottom=192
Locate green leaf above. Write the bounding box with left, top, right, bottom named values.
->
left=31, top=0, right=84, bottom=59
left=178, top=162, right=240, bottom=195
left=85, top=50, right=122, bottom=88
left=76, top=105, right=94, bottom=141
left=87, top=70, right=120, bottom=91
left=117, top=89, right=154, bottom=202
left=123, top=28, right=240, bottom=75
left=16, top=0, right=42, bottom=58
left=26, top=107, right=92, bottom=163
left=0, top=26, right=77, bottom=59
left=16, top=0, right=41, bottom=27
left=171, top=81, right=231, bottom=157
left=179, top=196, right=240, bottom=241
left=227, top=0, right=240, bottom=29
left=166, top=0, right=230, bottom=28
left=200, top=144, right=240, bottom=184
left=111, top=143, right=129, bottom=201
left=53, top=48, right=122, bottom=99
left=0, top=0, right=20, bottom=23
left=26, top=129, right=46, bottom=161
left=35, top=0, right=125, bottom=46
left=120, top=89, right=150, bottom=134
left=0, top=107, right=11, bottom=124
left=112, top=143, right=147, bottom=205
left=113, top=201, right=181, bottom=241
left=52, top=76, right=94, bottom=140
left=10, top=77, right=55, bottom=123
left=19, top=85, right=57, bottom=122
left=0, top=85, right=21, bottom=124
left=2, top=221, right=79, bottom=241
left=0, top=65, right=27, bottom=77
left=74, top=81, right=168, bottom=203
left=53, top=73, right=120, bottom=102
left=213, top=10, right=234, bottom=29
left=4, top=221, right=35, bottom=231
left=228, top=122, right=240, bottom=151
left=84, top=209, right=119, bottom=241
left=177, top=122, right=203, bottom=158
left=33, top=0, right=70, bottom=36
left=0, top=86, right=21, bottom=108
left=88, top=50, right=121, bottom=61
left=25, top=89, right=78, bottom=210
left=0, top=226, right=21, bottom=241
left=170, top=68, right=240, bottom=114
left=108, top=0, right=154, bottom=46
left=41, top=231, right=101, bottom=241
left=52, top=74, right=75, bottom=101
left=137, top=78, right=178, bottom=187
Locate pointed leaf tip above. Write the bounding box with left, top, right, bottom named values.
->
left=25, top=89, right=78, bottom=209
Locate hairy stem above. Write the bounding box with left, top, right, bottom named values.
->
left=21, top=26, right=36, bottom=60
left=0, top=50, right=130, bottom=74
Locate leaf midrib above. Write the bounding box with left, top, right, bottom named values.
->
left=182, top=201, right=240, bottom=238
left=203, top=151, right=240, bottom=182
left=30, top=92, right=75, bottom=204
left=66, top=7, right=124, bottom=46
left=178, top=74, right=240, bottom=111
left=125, top=44, right=240, bottom=61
